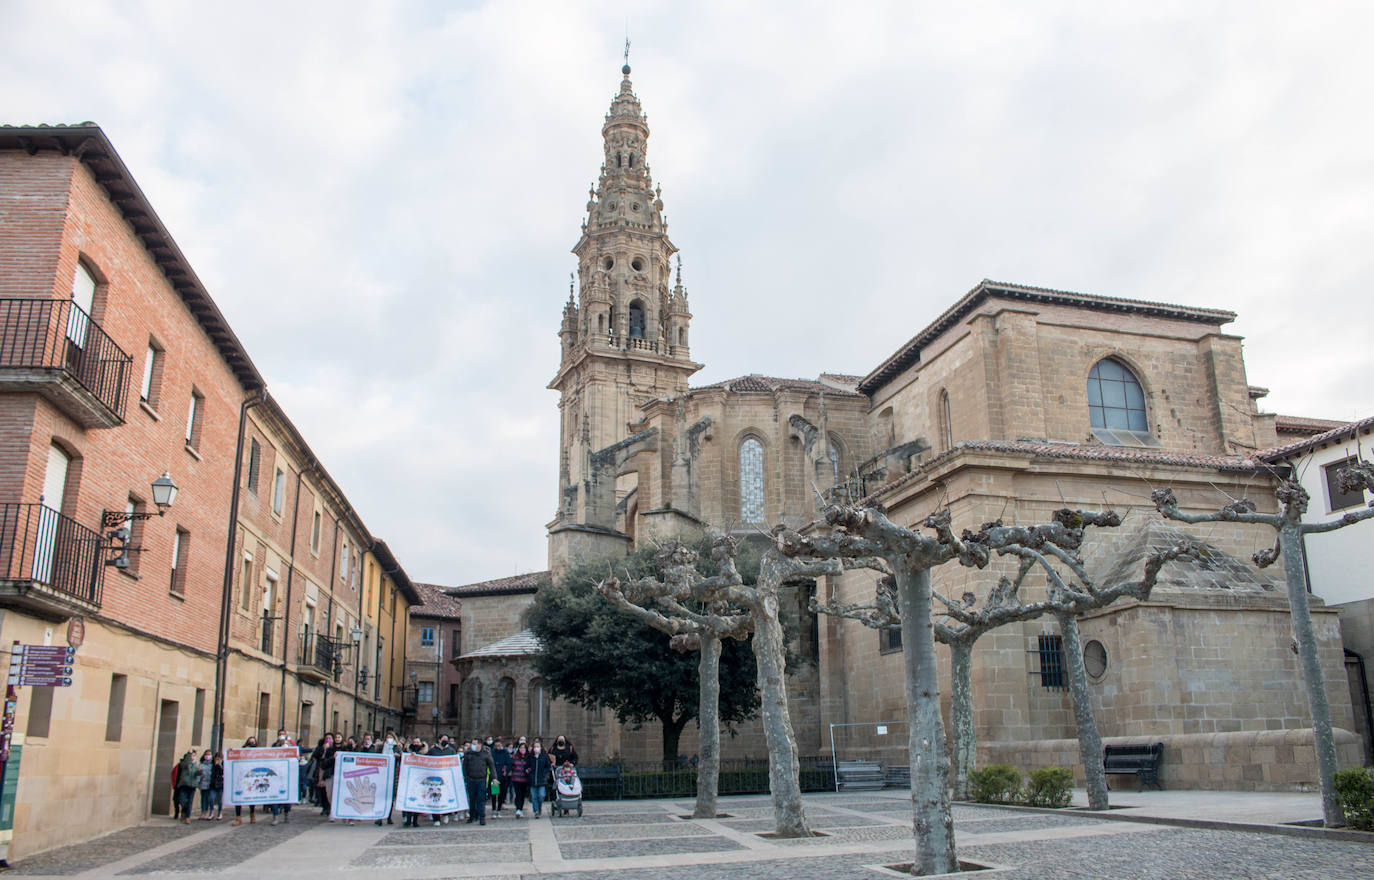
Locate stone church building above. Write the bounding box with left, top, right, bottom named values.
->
left=439, top=63, right=1363, bottom=789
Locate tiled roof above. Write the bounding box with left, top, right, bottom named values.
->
left=691, top=374, right=865, bottom=397
left=858, top=280, right=1236, bottom=396
left=869, top=439, right=1268, bottom=504
left=458, top=630, right=543, bottom=660
left=433, top=571, right=550, bottom=598
left=1088, top=517, right=1280, bottom=594
left=410, top=582, right=463, bottom=619
left=1259, top=415, right=1374, bottom=462
left=1274, top=415, right=1352, bottom=436
left=0, top=124, right=264, bottom=392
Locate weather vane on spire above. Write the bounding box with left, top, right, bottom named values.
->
left=622, top=35, right=631, bottom=75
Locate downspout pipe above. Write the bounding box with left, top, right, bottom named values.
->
left=279, top=465, right=305, bottom=732
left=213, top=389, right=267, bottom=751
left=1346, top=648, right=1374, bottom=766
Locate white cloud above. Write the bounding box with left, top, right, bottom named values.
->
left=3, top=0, right=1371, bottom=581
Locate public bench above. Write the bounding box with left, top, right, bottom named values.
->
left=836, top=760, right=886, bottom=791
left=1103, top=742, right=1164, bottom=791
left=578, top=765, right=624, bottom=800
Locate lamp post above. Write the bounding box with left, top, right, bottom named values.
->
left=348, top=626, right=363, bottom=734
left=102, top=472, right=178, bottom=568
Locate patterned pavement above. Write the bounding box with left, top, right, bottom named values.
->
left=4, top=791, right=1370, bottom=879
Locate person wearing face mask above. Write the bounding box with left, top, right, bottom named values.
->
left=549, top=735, right=577, bottom=768
left=427, top=735, right=457, bottom=825
left=461, top=738, right=495, bottom=825
left=374, top=732, right=400, bottom=826
left=528, top=741, right=552, bottom=818
left=231, top=736, right=259, bottom=825
left=401, top=737, right=428, bottom=827
left=490, top=738, right=512, bottom=816
left=315, top=734, right=337, bottom=818
left=509, top=741, right=531, bottom=818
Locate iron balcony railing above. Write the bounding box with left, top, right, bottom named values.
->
left=0, top=297, right=133, bottom=421
left=260, top=614, right=275, bottom=655
left=298, top=631, right=343, bottom=681
left=0, top=502, right=104, bottom=606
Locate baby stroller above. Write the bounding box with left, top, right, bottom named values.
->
left=552, top=762, right=582, bottom=817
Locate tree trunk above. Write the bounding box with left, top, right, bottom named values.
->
left=898, top=567, right=957, bottom=876
left=948, top=639, right=975, bottom=802
left=693, top=632, right=722, bottom=818
left=1280, top=527, right=1346, bottom=826
left=1056, top=611, right=1108, bottom=810
left=661, top=712, right=688, bottom=767
left=752, top=574, right=812, bottom=837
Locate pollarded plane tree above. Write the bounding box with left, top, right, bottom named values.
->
left=597, top=541, right=751, bottom=819
left=1154, top=461, right=1374, bottom=828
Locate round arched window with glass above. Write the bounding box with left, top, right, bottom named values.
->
left=739, top=437, right=765, bottom=524
left=1087, top=358, right=1147, bottom=431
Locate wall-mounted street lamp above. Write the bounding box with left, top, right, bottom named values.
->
left=103, top=472, right=178, bottom=568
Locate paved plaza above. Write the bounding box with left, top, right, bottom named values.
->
left=5, top=790, right=1371, bottom=879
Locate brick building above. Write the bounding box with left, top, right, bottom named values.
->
left=0, top=124, right=417, bottom=858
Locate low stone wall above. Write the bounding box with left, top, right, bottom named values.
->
left=981, top=728, right=1365, bottom=792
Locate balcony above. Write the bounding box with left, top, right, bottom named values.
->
left=260, top=614, right=275, bottom=655
left=0, top=297, right=132, bottom=428
left=297, top=631, right=343, bottom=683
left=0, top=502, right=103, bottom=619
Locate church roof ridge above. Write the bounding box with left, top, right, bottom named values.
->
left=416, top=570, right=550, bottom=598
left=858, top=280, right=1238, bottom=396
left=690, top=373, right=865, bottom=396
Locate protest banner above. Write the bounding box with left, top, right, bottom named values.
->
left=224, top=747, right=299, bottom=806
left=396, top=752, right=466, bottom=815
left=331, top=751, right=395, bottom=821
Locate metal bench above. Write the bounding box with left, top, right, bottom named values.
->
left=577, top=765, right=624, bottom=800
left=836, top=760, right=885, bottom=791
left=1103, top=742, right=1163, bottom=791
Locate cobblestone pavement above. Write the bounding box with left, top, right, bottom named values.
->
left=4, top=792, right=1370, bottom=879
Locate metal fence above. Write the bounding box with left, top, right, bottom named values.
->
left=579, top=757, right=836, bottom=801
left=828, top=720, right=911, bottom=790
left=0, top=297, right=133, bottom=421
left=0, top=502, right=104, bottom=606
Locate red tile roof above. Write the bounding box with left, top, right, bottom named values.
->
left=1259, top=416, right=1374, bottom=462
left=410, top=581, right=463, bottom=619
left=691, top=374, right=865, bottom=397
left=418, top=571, right=550, bottom=600
left=1274, top=415, right=1352, bottom=436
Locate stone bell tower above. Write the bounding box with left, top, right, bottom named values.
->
left=548, top=60, right=701, bottom=573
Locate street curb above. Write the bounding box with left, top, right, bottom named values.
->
left=951, top=800, right=1373, bottom=844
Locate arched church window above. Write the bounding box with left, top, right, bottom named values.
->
left=938, top=390, right=953, bottom=452
left=1087, top=358, right=1148, bottom=431
left=597, top=313, right=605, bottom=333
left=628, top=300, right=646, bottom=339
left=739, top=436, right=765, bottom=523
left=494, top=677, right=515, bottom=736
left=677, top=328, right=685, bottom=346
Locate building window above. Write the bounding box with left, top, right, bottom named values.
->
left=1325, top=458, right=1367, bottom=512
left=299, top=702, right=313, bottom=745
left=340, top=540, right=349, bottom=583
left=185, top=389, right=205, bottom=449
left=311, top=510, right=322, bottom=553
left=1035, top=633, right=1066, bottom=690
left=246, top=439, right=261, bottom=494
left=105, top=673, right=127, bottom=741
left=25, top=687, right=54, bottom=738
left=628, top=299, right=646, bottom=339
left=272, top=467, right=286, bottom=515
left=140, top=340, right=164, bottom=407
left=257, top=692, right=271, bottom=746
left=417, top=681, right=434, bottom=704
left=192, top=688, right=206, bottom=744
left=739, top=436, right=765, bottom=523
left=880, top=626, right=902, bottom=654
left=1087, top=358, right=1148, bottom=432
left=938, top=389, right=953, bottom=452
left=494, top=678, right=515, bottom=735
left=240, top=554, right=254, bottom=611
left=1083, top=640, right=1108, bottom=680
left=124, top=496, right=146, bottom=575
left=170, top=528, right=190, bottom=596
left=420, top=626, right=435, bottom=647
left=451, top=625, right=462, bottom=659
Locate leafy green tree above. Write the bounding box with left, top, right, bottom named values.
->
left=528, top=540, right=761, bottom=762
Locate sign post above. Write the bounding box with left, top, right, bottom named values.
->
left=0, top=642, right=78, bottom=867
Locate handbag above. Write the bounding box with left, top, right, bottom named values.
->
left=490, top=778, right=500, bottom=795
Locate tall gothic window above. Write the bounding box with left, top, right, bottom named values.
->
left=628, top=300, right=646, bottom=339
left=938, top=390, right=953, bottom=451
left=1087, top=358, right=1148, bottom=431
left=739, top=437, right=765, bottom=523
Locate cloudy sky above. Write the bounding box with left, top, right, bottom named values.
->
left=4, top=1, right=1371, bottom=584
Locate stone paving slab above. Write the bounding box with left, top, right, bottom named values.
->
left=7, top=826, right=190, bottom=875
left=553, top=812, right=674, bottom=826
left=118, top=821, right=316, bottom=875
left=557, top=835, right=744, bottom=860
left=377, top=826, right=531, bottom=845
left=552, top=823, right=715, bottom=841
left=351, top=842, right=532, bottom=868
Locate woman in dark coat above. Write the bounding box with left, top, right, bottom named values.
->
left=231, top=736, right=258, bottom=825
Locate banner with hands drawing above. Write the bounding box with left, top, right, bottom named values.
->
left=330, top=751, right=395, bottom=821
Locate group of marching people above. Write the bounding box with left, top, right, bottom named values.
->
left=175, top=727, right=581, bottom=828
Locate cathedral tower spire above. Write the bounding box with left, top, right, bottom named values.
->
left=549, top=61, right=701, bottom=561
